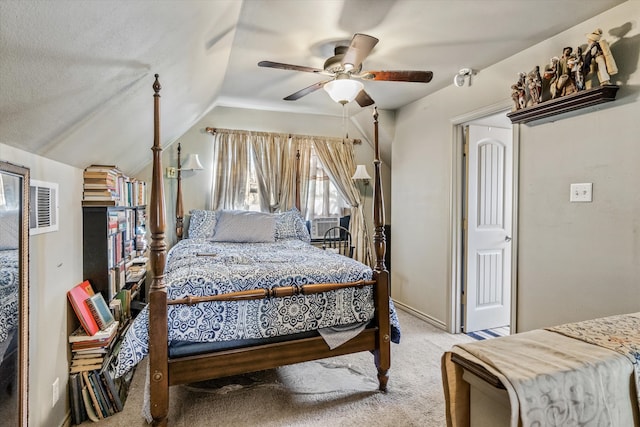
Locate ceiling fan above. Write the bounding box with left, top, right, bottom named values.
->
left=258, top=33, right=433, bottom=107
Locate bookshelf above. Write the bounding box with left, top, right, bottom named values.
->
left=74, top=165, right=149, bottom=423
left=82, top=205, right=147, bottom=303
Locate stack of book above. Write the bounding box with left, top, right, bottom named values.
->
left=69, top=321, right=118, bottom=372
left=82, top=165, right=121, bottom=206
left=67, top=280, right=132, bottom=423
left=82, top=164, right=147, bottom=207
left=68, top=327, right=131, bottom=424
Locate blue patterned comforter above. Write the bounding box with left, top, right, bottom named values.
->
left=0, top=249, right=18, bottom=343
left=114, top=239, right=399, bottom=377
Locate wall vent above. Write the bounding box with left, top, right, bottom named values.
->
left=29, top=179, right=59, bottom=235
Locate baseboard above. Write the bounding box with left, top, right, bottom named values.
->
left=60, top=410, right=72, bottom=427
left=393, top=300, right=447, bottom=330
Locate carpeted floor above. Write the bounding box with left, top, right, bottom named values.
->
left=79, top=309, right=474, bottom=427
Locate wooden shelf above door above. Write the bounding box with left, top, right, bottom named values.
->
left=507, top=85, right=619, bottom=124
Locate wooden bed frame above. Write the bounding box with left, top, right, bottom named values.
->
left=147, top=75, right=391, bottom=426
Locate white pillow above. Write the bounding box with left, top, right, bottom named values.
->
left=0, top=210, right=19, bottom=250
left=187, top=209, right=217, bottom=239
left=274, top=208, right=311, bottom=243
left=211, top=210, right=276, bottom=243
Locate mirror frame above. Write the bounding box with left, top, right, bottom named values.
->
left=0, top=160, right=29, bottom=426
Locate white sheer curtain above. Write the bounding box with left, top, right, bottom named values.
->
left=209, top=130, right=252, bottom=210
left=249, top=132, right=289, bottom=212
left=208, top=129, right=372, bottom=265
left=292, top=135, right=372, bottom=266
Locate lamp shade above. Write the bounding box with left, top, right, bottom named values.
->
left=323, top=79, right=364, bottom=104
left=180, top=154, right=204, bottom=171
left=351, top=164, right=372, bottom=181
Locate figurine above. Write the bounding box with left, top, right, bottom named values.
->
left=516, top=72, right=527, bottom=109
left=525, top=66, right=542, bottom=106
left=541, top=57, right=560, bottom=101
left=583, top=28, right=618, bottom=86
left=567, top=46, right=585, bottom=91
left=556, top=47, right=578, bottom=96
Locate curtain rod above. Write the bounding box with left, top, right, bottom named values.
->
left=204, top=127, right=361, bottom=145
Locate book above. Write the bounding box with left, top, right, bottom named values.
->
left=69, top=321, right=118, bottom=343
left=84, top=164, right=118, bottom=172
left=81, top=384, right=101, bottom=422
left=71, top=357, right=104, bottom=367
left=70, top=362, right=104, bottom=374
left=70, top=330, right=117, bottom=352
left=83, top=170, right=118, bottom=178
left=86, top=293, right=116, bottom=330
left=81, top=371, right=103, bottom=419
left=69, top=373, right=86, bottom=425
left=82, top=200, right=119, bottom=207
left=68, top=281, right=100, bottom=336
left=99, top=369, right=123, bottom=412
left=83, top=190, right=119, bottom=197
left=91, top=370, right=115, bottom=416
left=87, top=370, right=111, bottom=417
left=72, top=347, right=108, bottom=356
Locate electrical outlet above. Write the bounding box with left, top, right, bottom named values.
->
left=166, top=167, right=177, bottom=178
left=52, top=377, right=59, bottom=407
left=570, top=183, right=593, bottom=202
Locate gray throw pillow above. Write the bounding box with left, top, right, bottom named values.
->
left=212, top=210, right=276, bottom=243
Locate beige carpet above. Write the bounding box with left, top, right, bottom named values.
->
left=79, top=309, right=473, bottom=427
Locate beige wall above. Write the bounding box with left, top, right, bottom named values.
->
left=139, top=106, right=392, bottom=248
left=392, top=1, right=640, bottom=331
left=0, top=143, right=84, bottom=427
left=3, top=2, right=639, bottom=426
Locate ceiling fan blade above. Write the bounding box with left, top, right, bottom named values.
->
left=360, top=70, right=433, bottom=83
left=283, top=80, right=332, bottom=101
left=258, top=60, right=324, bottom=74
left=341, top=33, right=379, bottom=71
left=355, top=90, right=375, bottom=107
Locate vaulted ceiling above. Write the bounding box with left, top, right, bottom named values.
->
left=0, top=0, right=626, bottom=176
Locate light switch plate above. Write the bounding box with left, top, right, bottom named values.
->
left=570, top=183, right=592, bottom=202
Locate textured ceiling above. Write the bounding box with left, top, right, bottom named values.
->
left=0, top=0, right=626, bottom=175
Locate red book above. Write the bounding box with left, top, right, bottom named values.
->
left=68, top=281, right=100, bottom=336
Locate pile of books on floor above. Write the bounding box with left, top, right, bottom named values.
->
left=68, top=321, right=123, bottom=422
left=67, top=280, right=133, bottom=423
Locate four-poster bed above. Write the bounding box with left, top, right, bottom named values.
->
left=117, top=74, right=395, bottom=426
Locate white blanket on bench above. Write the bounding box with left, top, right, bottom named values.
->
left=443, top=327, right=639, bottom=427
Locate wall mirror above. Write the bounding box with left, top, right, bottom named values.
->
left=0, top=161, right=29, bottom=426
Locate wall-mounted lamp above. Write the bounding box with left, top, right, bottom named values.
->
left=324, top=77, right=364, bottom=104
left=167, top=144, right=203, bottom=178
left=352, top=164, right=372, bottom=185
left=453, top=68, right=475, bottom=87
left=180, top=154, right=204, bottom=171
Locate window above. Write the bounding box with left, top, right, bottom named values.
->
left=305, top=148, right=348, bottom=221
left=242, top=146, right=348, bottom=218
left=244, top=156, right=261, bottom=212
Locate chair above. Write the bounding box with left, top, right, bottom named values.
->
left=322, top=226, right=353, bottom=258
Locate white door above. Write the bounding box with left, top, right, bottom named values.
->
left=464, top=125, right=512, bottom=332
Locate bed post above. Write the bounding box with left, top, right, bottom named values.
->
left=295, top=150, right=301, bottom=210
left=148, top=74, right=169, bottom=426
left=372, top=107, right=391, bottom=391
left=175, top=143, right=184, bottom=240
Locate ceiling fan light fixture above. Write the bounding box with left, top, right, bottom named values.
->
left=323, top=79, right=364, bottom=104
